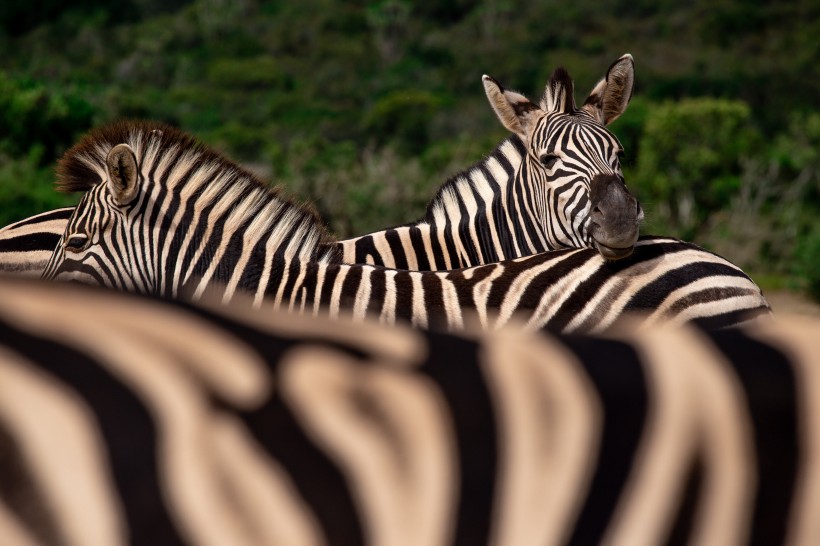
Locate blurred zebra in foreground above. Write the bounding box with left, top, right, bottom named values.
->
left=42, top=121, right=769, bottom=331
left=0, top=276, right=816, bottom=545
left=0, top=53, right=638, bottom=276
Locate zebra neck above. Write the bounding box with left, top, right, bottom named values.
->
left=499, top=167, right=550, bottom=257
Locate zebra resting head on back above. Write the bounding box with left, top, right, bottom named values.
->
left=482, top=53, right=642, bottom=259
left=338, top=53, right=644, bottom=269
left=43, top=120, right=771, bottom=332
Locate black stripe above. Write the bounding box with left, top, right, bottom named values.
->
left=339, top=265, right=364, bottom=308
left=691, top=306, right=772, bottom=331
left=393, top=270, right=414, bottom=323
left=409, top=226, right=432, bottom=270
left=421, top=272, right=446, bottom=329
left=317, top=265, right=341, bottom=309
left=353, top=236, right=384, bottom=267
left=558, top=335, right=649, bottom=546
left=385, top=230, right=408, bottom=270
left=624, top=263, right=754, bottom=314
left=367, top=267, right=387, bottom=318
left=0, top=318, right=186, bottom=545
left=0, top=232, right=61, bottom=253
left=704, top=328, right=799, bottom=545
left=419, top=332, right=497, bottom=544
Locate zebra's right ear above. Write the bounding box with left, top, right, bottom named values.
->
left=483, top=75, right=541, bottom=139
left=106, top=144, right=139, bottom=206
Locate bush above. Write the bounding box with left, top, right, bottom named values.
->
left=0, top=147, right=79, bottom=226
left=793, top=227, right=820, bottom=302
left=633, top=98, right=760, bottom=239
left=363, top=90, right=442, bottom=154
left=0, top=72, right=96, bottom=164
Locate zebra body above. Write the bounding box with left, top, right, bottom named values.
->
left=43, top=121, right=770, bottom=332
left=0, top=208, right=73, bottom=277
left=0, top=276, right=817, bottom=545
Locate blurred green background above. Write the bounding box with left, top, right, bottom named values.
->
left=1, top=0, right=819, bottom=300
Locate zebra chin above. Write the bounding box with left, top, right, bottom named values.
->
left=592, top=238, right=636, bottom=260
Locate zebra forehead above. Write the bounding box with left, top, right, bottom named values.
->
left=537, top=113, right=620, bottom=146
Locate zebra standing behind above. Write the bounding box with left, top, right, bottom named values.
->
left=42, top=121, right=770, bottom=332
left=339, top=53, right=642, bottom=268
left=0, top=276, right=816, bottom=545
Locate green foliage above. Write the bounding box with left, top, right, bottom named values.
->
left=207, top=57, right=290, bottom=90
left=0, top=72, right=96, bottom=164
left=793, top=227, right=820, bottom=302
left=633, top=98, right=760, bottom=239
left=364, top=90, right=443, bottom=154
left=0, top=147, right=79, bottom=226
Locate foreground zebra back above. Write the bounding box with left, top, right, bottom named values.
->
left=42, top=121, right=770, bottom=332
left=0, top=277, right=817, bottom=545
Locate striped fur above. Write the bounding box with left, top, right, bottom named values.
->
left=338, top=54, right=642, bottom=268
left=1, top=55, right=638, bottom=276
left=0, top=208, right=73, bottom=277
left=42, top=121, right=770, bottom=332
left=0, top=277, right=817, bottom=545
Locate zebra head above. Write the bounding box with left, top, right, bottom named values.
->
left=43, top=141, right=149, bottom=290
left=483, top=54, right=643, bottom=260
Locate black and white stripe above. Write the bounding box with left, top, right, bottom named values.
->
left=0, top=208, right=73, bottom=277
left=0, top=276, right=816, bottom=545
left=42, top=121, right=769, bottom=332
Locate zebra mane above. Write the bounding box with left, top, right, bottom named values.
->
left=422, top=135, right=526, bottom=223
left=57, top=120, right=340, bottom=264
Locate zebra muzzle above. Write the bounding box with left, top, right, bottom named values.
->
left=588, top=174, right=643, bottom=260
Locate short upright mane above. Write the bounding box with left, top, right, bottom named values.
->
left=423, top=135, right=525, bottom=223
left=57, top=120, right=340, bottom=263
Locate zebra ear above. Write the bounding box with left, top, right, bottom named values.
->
left=106, top=144, right=139, bottom=206
left=582, top=53, right=634, bottom=125
left=541, top=67, right=576, bottom=114
left=483, top=75, right=541, bottom=138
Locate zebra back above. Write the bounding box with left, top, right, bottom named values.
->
left=0, top=276, right=816, bottom=545
left=0, top=208, right=73, bottom=277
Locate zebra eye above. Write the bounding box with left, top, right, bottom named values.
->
left=539, top=154, right=558, bottom=169
left=65, top=234, right=89, bottom=253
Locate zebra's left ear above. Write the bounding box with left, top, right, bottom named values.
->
left=106, top=144, right=140, bottom=206
left=582, top=53, right=634, bottom=125
left=483, top=75, right=542, bottom=139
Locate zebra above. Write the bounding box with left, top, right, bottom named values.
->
left=0, top=275, right=817, bottom=545
left=0, top=53, right=638, bottom=277
left=338, top=52, right=642, bottom=268
left=0, top=207, right=73, bottom=277
left=41, top=120, right=770, bottom=332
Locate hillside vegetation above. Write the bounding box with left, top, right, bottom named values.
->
left=1, top=0, right=819, bottom=298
